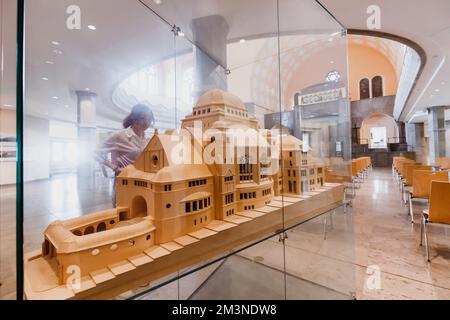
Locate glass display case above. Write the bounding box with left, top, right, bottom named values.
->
left=10, top=0, right=354, bottom=300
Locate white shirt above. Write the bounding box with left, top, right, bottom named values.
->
left=96, top=127, right=148, bottom=170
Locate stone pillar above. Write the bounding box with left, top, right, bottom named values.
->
left=76, top=90, right=97, bottom=188
left=293, top=106, right=302, bottom=140
left=337, top=99, right=352, bottom=161
left=427, top=106, right=446, bottom=165
left=191, top=15, right=229, bottom=101
left=396, top=121, right=406, bottom=144
left=406, top=122, right=425, bottom=163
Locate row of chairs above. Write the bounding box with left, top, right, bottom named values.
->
left=351, top=157, right=372, bottom=194
left=324, top=157, right=372, bottom=213
left=392, top=156, right=450, bottom=261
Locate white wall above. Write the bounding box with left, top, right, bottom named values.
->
left=0, top=109, right=16, bottom=185
left=24, top=116, right=50, bottom=181
left=0, top=0, right=17, bottom=108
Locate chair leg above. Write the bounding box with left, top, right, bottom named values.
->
left=330, top=210, right=334, bottom=228
left=408, top=193, right=414, bottom=223
left=420, top=214, right=424, bottom=246
left=423, top=218, right=430, bottom=262
left=323, top=214, right=328, bottom=240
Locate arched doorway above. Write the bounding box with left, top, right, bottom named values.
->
left=360, top=113, right=399, bottom=148
left=131, top=196, right=147, bottom=218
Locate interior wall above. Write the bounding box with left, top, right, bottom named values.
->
left=0, top=108, right=15, bottom=135
left=283, top=44, right=347, bottom=109
left=0, top=109, right=16, bottom=185
left=348, top=43, right=398, bottom=101
left=360, top=113, right=399, bottom=144
left=24, top=116, right=50, bottom=182
left=0, top=0, right=17, bottom=108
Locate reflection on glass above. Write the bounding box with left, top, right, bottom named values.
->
left=20, top=0, right=354, bottom=301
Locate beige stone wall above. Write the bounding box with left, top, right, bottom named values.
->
left=235, top=180, right=273, bottom=212
left=57, top=230, right=154, bottom=283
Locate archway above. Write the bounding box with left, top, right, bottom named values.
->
left=360, top=113, right=399, bottom=148
left=131, top=196, right=148, bottom=218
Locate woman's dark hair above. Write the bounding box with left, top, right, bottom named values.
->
left=123, top=104, right=154, bottom=128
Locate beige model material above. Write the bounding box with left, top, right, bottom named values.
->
left=24, top=90, right=340, bottom=300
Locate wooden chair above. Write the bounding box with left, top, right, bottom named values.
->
left=392, top=156, right=406, bottom=177
left=420, top=181, right=450, bottom=262
left=408, top=170, right=449, bottom=223
left=324, top=168, right=353, bottom=212
left=397, top=159, right=415, bottom=191
left=401, top=164, right=431, bottom=204
left=435, top=157, right=450, bottom=170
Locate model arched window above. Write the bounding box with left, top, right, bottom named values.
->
left=372, top=76, right=383, bottom=97
left=359, top=78, right=370, bottom=99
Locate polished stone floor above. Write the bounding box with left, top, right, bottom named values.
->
left=233, top=168, right=450, bottom=299
left=1, top=169, right=449, bottom=300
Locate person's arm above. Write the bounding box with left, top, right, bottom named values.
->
left=95, top=133, right=121, bottom=174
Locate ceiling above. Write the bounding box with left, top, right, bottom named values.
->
left=2, top=0, right=449, bottom=127
left=319, top=0, right=450, bottom=122
left=348, top=35, right=407, bottom=80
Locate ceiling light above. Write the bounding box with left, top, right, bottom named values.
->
left=328, top=38, right=334, bottom=42
left=85, top=88, right=90, bottom=91
left=88, top=25, right=97, bottom=30
left=434, top=89, right=440, bottom=92
left=64, top=105, right=69, bottom=108
left=153, top=0, right=162, bottom=3
left=51, top=41, right=60, bottom=46
left=3, top=104, right=14, bottom=107
left=178, top=31, right=185, bottom=37
left=52, top=96, right=59, bottom=100
left=53, top=49, right=63, bottom=55
left=330, top=61, right=334, bottom=64
left=45, top=60, right=54, bottom=64
left=41, top=77, right=49, bottom=81
left=240, top=39, right=246, bottom=43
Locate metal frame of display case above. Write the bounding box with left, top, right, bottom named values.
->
left=16, top=0, right=25, bottom=301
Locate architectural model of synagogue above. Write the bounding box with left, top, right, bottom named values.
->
left=39, top=90, right=325, bottom=286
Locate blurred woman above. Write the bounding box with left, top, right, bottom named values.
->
left=96, top=104, right=154, bottom=206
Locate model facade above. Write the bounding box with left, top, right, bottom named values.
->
left=39, top=90, right=325, bottom=287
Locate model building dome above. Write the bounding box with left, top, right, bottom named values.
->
left=196, top=89, right=246, bottom=110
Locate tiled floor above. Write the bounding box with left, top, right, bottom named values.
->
left=235, top=168, right=450, bottom=299
left=0, top=174, right=114, bottom=300
left=350, top=169, right=450, bottom=299
left=1, top=169, right=449, bottom=300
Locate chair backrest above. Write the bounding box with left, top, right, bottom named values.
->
left=428, top=181, right=450, bottom=224
left=407, top=165, right=431, bottom=185
left=436, top=157, right=450, bottom=169
left=324, top=168, right=352, bottom=183
left=412, top=170, right=449, bottom=198
left=403, top=163, right=420, bottom=186
left=393, top=156, right=406, bottom=170
left=351, top=160, right=358, bottom=177
left=398, top=159, right=415, bottom=176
